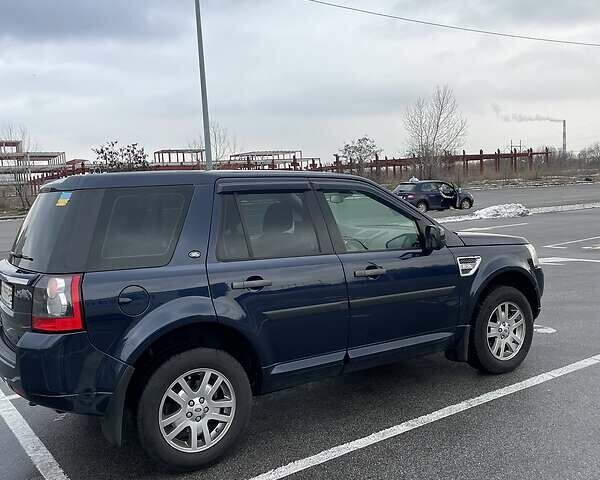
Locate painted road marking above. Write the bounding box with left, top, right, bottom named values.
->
left=460, top=222, right=529, bottom=232
left=5, top=394, right=21, bottom=401
left=534, top=324, right=557, bottom=334
left=0, top=389, right=69, bottom=480
left=248, top=355, right=600, bottom=480
left=540, top=257, right=600, bottom=265
left=544, top=235, right=600, bottom=249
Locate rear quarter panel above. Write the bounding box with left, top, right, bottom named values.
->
left=83, top=185, right=219, bottom=364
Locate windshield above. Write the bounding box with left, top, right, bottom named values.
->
left=11, top=186, right=193, bottom=274
left=394, top=184, right=417, bottom=193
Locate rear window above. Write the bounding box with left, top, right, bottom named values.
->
left=10, top=186, right=193, bottom=273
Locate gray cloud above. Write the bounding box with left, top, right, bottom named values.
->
left=1, top=0, right=599, bottom=159
left=0, top=0, right=189, bottom=41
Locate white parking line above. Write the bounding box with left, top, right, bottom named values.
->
left=540, top=257, right=600, bottom=265
left=544, top=235, right=600, bottom=249
left=460, top=222, right=529, bottom=232
left=248, top=355, right=600, bottom=480
left=0, top=389, right=69, bottom=480
left=534, top=324, right=557, bottom=334
left=5, top=393, right=21, bottom=401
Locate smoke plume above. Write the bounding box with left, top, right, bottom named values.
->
left=492, top=104, right=563, bottom=123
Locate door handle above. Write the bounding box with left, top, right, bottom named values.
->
left=231, top=278, right=272, bottom=290
left=354, top=267, right=386, bottom=278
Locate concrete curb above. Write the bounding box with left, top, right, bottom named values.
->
left=0, top=215, right=27, bottom=221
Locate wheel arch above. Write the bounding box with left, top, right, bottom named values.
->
left=470, top=268, right=540, bottom=324
left=125, top=321, right=264, bottom=413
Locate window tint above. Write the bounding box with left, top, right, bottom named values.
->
left=10, top=186, right=193, bottom=273
left=96, top=188, right=190, bottom=266
left=394, top=183, right=416, bottom=193
left=420, top=183, right=437, bottom=192
left=217, top=192, right=321, bottom=260
left=323, top=191, right=421, bottom=252
left=216, top=195, right=250, bottom=261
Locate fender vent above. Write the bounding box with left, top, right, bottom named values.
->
left=457, top=256, right=482, bottom=277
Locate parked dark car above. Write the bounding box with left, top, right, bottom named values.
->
left=393, top=180, right=474, bottom=212
left=0, top=171, right=542, bottom=470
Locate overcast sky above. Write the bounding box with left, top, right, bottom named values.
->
left=1, top=0, right=600, bottom=161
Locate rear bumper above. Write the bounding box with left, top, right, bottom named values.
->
left=0, top=330, right=129, bottom=417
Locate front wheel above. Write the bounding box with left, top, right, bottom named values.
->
left=460, top=198, right=472, bottom=210
left=469, top=286, right=533, bottom=374
left=137, top=348, right=252, bottom=471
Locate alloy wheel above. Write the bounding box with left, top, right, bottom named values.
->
left=159, top=368, right=236, bottom=453
left=486, top=302, right=526, bottom=361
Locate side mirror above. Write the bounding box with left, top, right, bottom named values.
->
left=424, top=225, right=446, bottom=250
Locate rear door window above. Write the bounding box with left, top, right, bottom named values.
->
left=216, top=192, right=321, bottom=260
left=10, top=185, right=193, bottom=273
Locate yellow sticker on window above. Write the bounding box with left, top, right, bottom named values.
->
left=56, top=192, right=72, bottom=206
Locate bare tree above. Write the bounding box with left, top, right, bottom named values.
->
left=404, top=85, right=467, bottom=177
left=579, top=142, right=600, bottom=166
left=190, top=121, right=239, bottom=163
left=1, top=123, right=37, bottom=151
left=339, top=135, right=382, bottom=176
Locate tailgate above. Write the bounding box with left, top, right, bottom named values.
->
left=0, top=259, right=39, bottom=349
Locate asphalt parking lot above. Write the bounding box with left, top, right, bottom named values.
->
left=1, top=183, right=600, bottom=480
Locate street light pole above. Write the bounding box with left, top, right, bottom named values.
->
left=194, top=0, right=213, bottom=170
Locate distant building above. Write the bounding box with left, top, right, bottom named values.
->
left=0, top=139, right=66, bottom=209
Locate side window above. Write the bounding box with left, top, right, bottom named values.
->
left=94, top=186, right=193, bottom=269
left=216, top=195, right=250, bottom=261
left=323, top=191, right=421, bottom=252
left=420, top=183, right=436, bottom=192
left=217, top=192, right=321, bottom=260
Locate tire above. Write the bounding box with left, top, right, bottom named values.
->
left=460, top=198, right=472, bottom=210
left=137, top=348, right=252, bottom=471
left=416, top=201, right=428, bottom=213
left=469, top=286, right=533, bottom=374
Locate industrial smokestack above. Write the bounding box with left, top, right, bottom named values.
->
left=562, top=120, right=567, bottom=156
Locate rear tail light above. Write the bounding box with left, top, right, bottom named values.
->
left=406, top=194, right=416, bottom=199
left=32, top=274, right=84, bottom=333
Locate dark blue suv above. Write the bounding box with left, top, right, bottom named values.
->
left=393, top=181, right=475, bottom=212
left=0, top=171, right=543, bottom=470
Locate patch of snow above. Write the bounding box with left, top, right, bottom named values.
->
left=439, top=203, right=529, bottom=223
left=475, top=203, right=530, bottom=218
left=439, top=201, right=600, bottom=224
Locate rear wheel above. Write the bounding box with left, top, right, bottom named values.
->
left=469, top=286, right=533, bottom=374
left=137, top=348, right=251, bottom=471
left=416, top=201, right=428, bottom=213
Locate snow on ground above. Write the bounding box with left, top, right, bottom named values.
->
left=439, top=203, right=529, bottom=223
left=438, top=201, right=600, bottom=224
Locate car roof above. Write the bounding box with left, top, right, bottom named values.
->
left=40, top=169, right=369, bottom=192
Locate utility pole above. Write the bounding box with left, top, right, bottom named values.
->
left=194, top=0, right=213, bottom=170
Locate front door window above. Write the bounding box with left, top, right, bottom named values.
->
left=323, top=191, right=421, bottom=252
